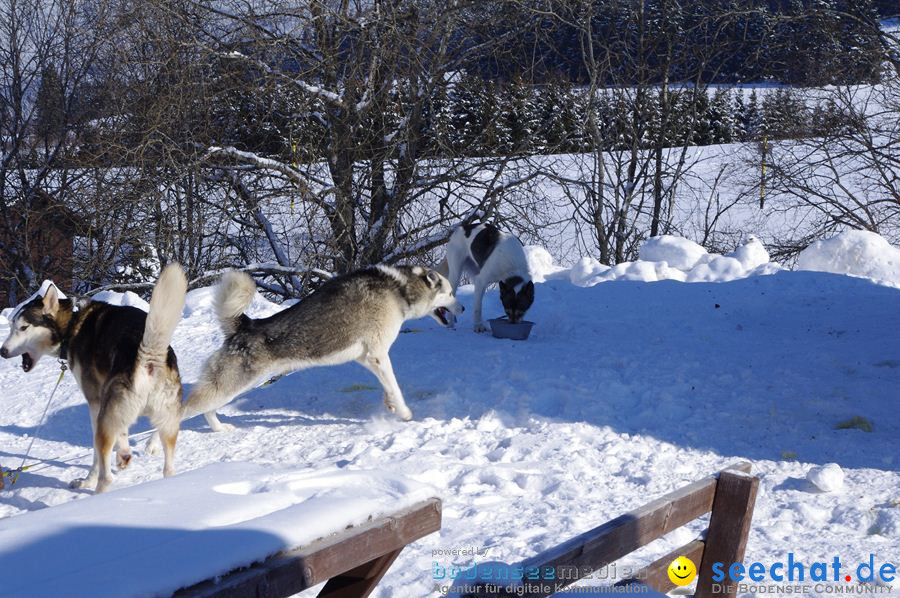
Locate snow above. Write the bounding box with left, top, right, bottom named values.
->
left=806, top=463, right=845, bottom=493
left=726, top=235, right=771, bottom=270
left=796, top=230, right=900, bottom=288
left=563, top=235, right=783, bottom=287
left=0, top=463, right=433, bottom=597
left=1, top=234, right=899, bottom=597
left=90, top=290, right=149, bottom=311
left=523, top=245, right=566, bottom=282
left=640, top=235, right=708, bottom=270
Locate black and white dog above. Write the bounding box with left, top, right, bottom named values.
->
left=438, top=223, right=534, bottom=332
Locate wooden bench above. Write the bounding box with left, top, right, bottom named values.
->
left=178, top=498, right=442, bottom=598
left=0, top=463, right=441, bottom=598
left=461, top=462, right=758, bottom=598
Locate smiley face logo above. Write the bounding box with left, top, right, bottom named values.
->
left=667, top=556, right=697, bottom=586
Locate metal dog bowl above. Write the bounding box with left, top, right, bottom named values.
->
left=488, top=317, right=534, bottom=340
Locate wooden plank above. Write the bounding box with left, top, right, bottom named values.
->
left=176, top=498, right=441, bottom=597
left=317, top=548, right=403, bottom=598
left=514, top=462, right=750, bottom=598
left=615, top=539, right=705, bottom=594
left=514, top=483, right=714, bottom=598
left=695, top=471, right=759, bottom=598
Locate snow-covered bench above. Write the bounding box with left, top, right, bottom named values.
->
left=0, top=462, right=441, bottom=597
left=456, top=462, right=758, bottom=598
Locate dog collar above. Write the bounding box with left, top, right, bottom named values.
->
left=58, top=339, right=69, bottom=361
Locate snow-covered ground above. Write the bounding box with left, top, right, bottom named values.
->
left=1, top=232, right=898, bottom=597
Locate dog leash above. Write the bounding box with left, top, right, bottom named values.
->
left=4, top=427, right=160, bottom=479
left=1, top=360, right=68, bottom=486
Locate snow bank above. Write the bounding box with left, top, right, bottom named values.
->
left=0, top=463, right=434, bottom=597
left=524, top=245, right=567, bottom=282
left=566, top=235, right=779, bottom=287
left=91, top=289, right=150, bottom=311
left=726, top=235, right=770, bottom=270
left=640, top=235, right=707, bottom=270
left=796, top=230, right=900, bottom=287
left=183, top=285, right=281, bottom=320
left=560, top=232, right=900, bottom=289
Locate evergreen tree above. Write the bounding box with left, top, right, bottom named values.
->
left=709, top=89, right=734, bottom=144
left=691, top=92, right=712, bottom=145
left=502, top=78, right=539, bottom=154
left=762, top=88, right=808, bottom=140
left=743, top=89, right=762, bottom=141
left=733, top=91, right=747, bottom=142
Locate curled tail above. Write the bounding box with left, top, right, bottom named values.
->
left=139, top=263, right=188, bottom=368
left=214, top=271, right=256, bottom=335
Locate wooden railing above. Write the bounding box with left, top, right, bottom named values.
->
left=470, top=462, right=759, bottom=598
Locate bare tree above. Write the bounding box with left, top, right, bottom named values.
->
left=147, top=0, right=546, bottom=289
left=0, top=0, right=112, bottom=302
left=515, top=0, right=730, bottom=264
left=757, top=81, right=899, bottom=249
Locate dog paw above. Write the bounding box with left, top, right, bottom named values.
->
left=473, top=323, right=488, bottom=333
left=69, top=477, right=95, bottom=490
left=384, top=399, right=413, bottom=421
left=116, top=452, right=132, bottom=470
left=211, top=422, right=236, bottom=433
left=144, top=433, right=161, bottom=456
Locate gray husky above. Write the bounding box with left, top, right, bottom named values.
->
left=0, top=264, right=187, bottom=493
left=180, top=264, right=463, bottom=430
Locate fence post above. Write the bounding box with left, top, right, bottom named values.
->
left=695, top=470, right=760, bottom=598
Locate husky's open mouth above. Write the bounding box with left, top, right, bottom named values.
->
left=21, top=353, right=34, bottom=372
left=433, top=307, right=452, bottom=327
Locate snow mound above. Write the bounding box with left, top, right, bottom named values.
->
left=568, top=235, right=779, bottom=287
left=807, top=463, right=844, bottom=492
left=184, top=278, right=281, bottom=320
left=183, top=285, right=217, bottom=317
left=640, top=235, right=707, bottom=270
left=92, top=289, right=150, bottom=311
left=796, top=230, right=900, bottom=286
left=523, top=245, right=566, bottom=282
left=685, top=255, right=746, bottom=282
left=727, top=235, right=770, bottom=270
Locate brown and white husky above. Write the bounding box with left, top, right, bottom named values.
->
left=0, top=264, right=187, bottom=493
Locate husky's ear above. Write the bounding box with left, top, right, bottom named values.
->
left=42, top=285, right=60, bottom=315
left=425, top=269, right=442, bottom=288
left=498, top=280, right=510, bottom=293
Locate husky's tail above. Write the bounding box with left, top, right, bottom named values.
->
left=139, top=263, right=188, bottom=369
left=214, top=271, right=256, bottom=335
